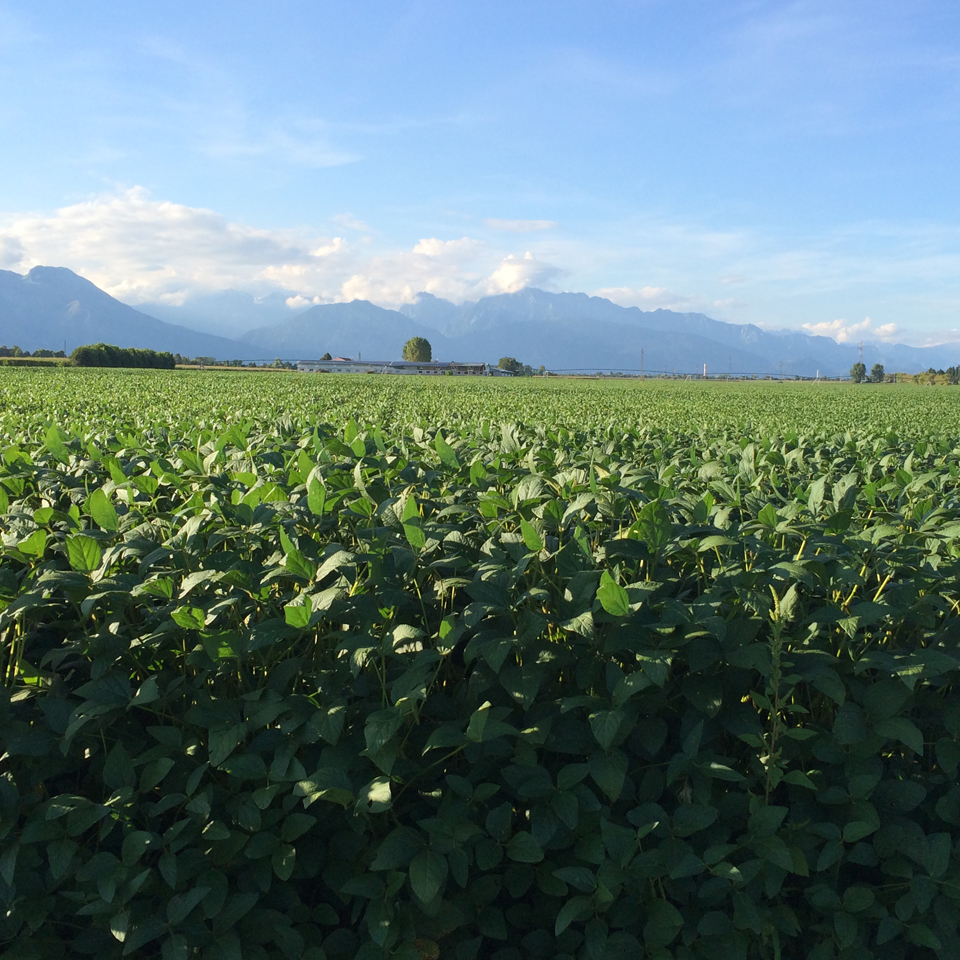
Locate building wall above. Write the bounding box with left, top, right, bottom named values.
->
left=297, top=361, right=493, bottom=375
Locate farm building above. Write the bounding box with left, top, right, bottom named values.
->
left=296, top=359, right=511, bottom=375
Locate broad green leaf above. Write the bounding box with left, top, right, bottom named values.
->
left=553, top=866, right=596, bottom=893
left=633, top=499, right=672, bottom=553
left=758, top=502, right=778, bottom=527
left=590, top=751, right=628, bottom=802
left=271, top=843, right=296, bottom=881
left=436, top=432, right=459, bottom=468
left=643, top=899, right=683, bottom=948
left=589, top=709, right=623, bottom=751
left=371, top=827, right=423, bottom=870
left=17, top=529, right=46, bottom=558
left=555, top=895, right=593, bottom=935
left=284, top=598, right=311, bottom=628
left=66, top=534, right=103, bottom=572
left=356, top=776, right=392, bottom=813
left=295, top=767, right=353, bottom=808
left=403, top=519, right=426, bottom=550
left=166, top=887, right=209, bottom=925
left=519, top=517, right=544, bottom=552
left=925, top=833, right=951, bottom=878
left=597, top=570, right=630, bottom=617
left=875, top=717, right=924, bottom=754
left=505, top=831, right=543, bottom=863
left=307, top=474, right=326, bottom=516
left=45, top=425, right=69, bottom=461
left=172, top=606, right=206, bottom=630
left=409, top=849, right=447, bottom=902
left=86, top=488, right=119, bottom=531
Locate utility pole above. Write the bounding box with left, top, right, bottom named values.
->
left=640, top=348, right=644, bottom=378
left=779, top=360, right=783, bottom=378
left=858, top=340, right=863, bottom=365
left=703, top=362, right=707, bottom=379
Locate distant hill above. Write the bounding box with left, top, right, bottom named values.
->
left=398, top=288, right=960, bottom=377
left=241, top=300, right=453, bottom=361
left=6, top=266, right=960, bottom=375
left=140, top=289, right=302, bottom=338
left=0, top=267, right=260, bottom=359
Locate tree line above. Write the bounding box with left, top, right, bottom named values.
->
left=851, top=362, right=960, bottom=384
left=70, top=343, right=176, bottom=369
left=0, top=346, right=67, bottom=358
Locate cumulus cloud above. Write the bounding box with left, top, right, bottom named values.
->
left=335, top=242, right=562, bottom=304
left=802, top=316, right=900, bottom=343
left=483, top=219, right=558, bottom=233
left=413, top=237, right=484, bottom=258
left=312, top=238, right=344, bottom=257
left=0, top=186, right=567, bottom=309
left=0, top=186, right=330, bottom=302
left=488, top=252, right=563, bottom=294
left=285, top=294, right=324, bottom=308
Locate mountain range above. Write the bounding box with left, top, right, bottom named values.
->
left=2, top=265, right=958, bottom=377
left=0, top=267, right=261, bottom=360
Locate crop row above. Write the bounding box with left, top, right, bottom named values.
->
left=1, top=367, right=960, bottom=438
left=1, top=370, right=960, bottom=959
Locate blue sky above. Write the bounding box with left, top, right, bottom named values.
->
left=2, top=0, right=960, bottom=343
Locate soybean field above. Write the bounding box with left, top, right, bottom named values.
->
left=3, top=368, right=960, bottom=960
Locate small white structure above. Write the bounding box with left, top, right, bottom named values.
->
left=297, top=359, right=510, bottom=376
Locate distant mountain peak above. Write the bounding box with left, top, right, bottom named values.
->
left=0, top=266, right=260, bottom=359
left=3, top=267, right=956, bottom=374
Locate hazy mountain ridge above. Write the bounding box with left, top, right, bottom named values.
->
left=398, top=288, right=960, bottom=376
left=3, top=266, right=959, bottom=376
left=0, top=267, right=260, bottom=359
left=141, top=289, right=305, bottom=338
left=241, top=300, right=452, bottom=360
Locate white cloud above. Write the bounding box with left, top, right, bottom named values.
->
left=0, top=189, right=553, bottom=310
left=802, top=316, right=901, bottom=343
left=0, top=186, right=564, bottom=308
left=285, top=294, right=324, bottom=308
left=311, top=238, right=344, bottom=257
left=483, top=218, right=558, bottom=233
left=413, top=237, right=484, bottom=258
left=15, top=186, right=944, bottom=347
left=0, top=186, right=329, bottom=302
left=488, top=252, right=562, bottom=294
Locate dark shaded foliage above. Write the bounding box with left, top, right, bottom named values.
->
left=1, top=400, right=960, bottom=959
left=70, top=342, right=175, bottom=369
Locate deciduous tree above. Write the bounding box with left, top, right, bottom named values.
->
left=403, top=337, right=432, bottom=361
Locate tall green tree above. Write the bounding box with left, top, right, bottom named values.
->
left=403, top=337, right=432, bottom=361
left=870, top=363, right=885, bottom=383
left=850, top=362, right=866, bottom=383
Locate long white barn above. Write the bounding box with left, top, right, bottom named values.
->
left=296, top=359, right=510, bottom=376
